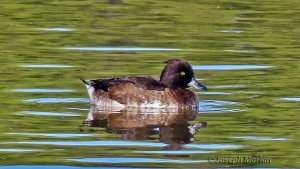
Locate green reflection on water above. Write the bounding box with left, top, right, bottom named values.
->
left=0, top=0, right=299, bottom=168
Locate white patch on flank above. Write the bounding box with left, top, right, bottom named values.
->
left=93, top=96, right=125, bottom=110
left=135, top=101, right=177, bottom=109
left=108, top=100, right=126, bottom=108
left=93, top=100, right=125, bottom=112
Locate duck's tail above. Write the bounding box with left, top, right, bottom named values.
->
left=80, top=77, right=94, bottom=102
left=80, top=77, right=90, bottom=85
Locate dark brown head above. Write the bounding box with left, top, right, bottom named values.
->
left=160, top=59, right=207, bottom=90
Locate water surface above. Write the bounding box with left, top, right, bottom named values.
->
left=0, top=0, right=299, bottom=168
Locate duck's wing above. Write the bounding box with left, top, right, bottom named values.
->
left=82, top=76, right=166, bottom=91
left=81, top=78, right=134, bottom=92
left=81, top=76, right=167, bottom=105
left=123, top=76, right=167, bottom=91
left=107, top=77, right=168, bottom=105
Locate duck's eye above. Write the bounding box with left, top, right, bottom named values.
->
left=180, top=71, right=186, bottom=76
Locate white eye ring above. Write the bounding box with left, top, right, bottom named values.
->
left=180, top=71, right=185, bottom=76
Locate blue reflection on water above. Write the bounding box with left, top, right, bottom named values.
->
left=209, top=84, right=247, bottom=89
left=66, top=107, right=89, bottom=111
left=199, top=108, right=241, bottom=114
left=193, top=65, right=272, bottom=70
left=0, top=148, right=41, bottom=152
left=201, top=91, right=232, bottom=95
left=63, top=47, right=182, bottom=51
left=67, top=157, right=206, bottom=163
left=8, top=140, right=242, bottom=149
left=6, top=133, right=93, bottom=138
left=198, top=100, right=242, bottom=114
left=185, top=144, right=242, bottom=149
left=23, top=98, right=90, bottom=103
left=11, top=89, right=74, bottom=93
left=135, top=150, right=215, bottom=154
left=217, top=30, right=244, bottom=33
left=16, top=111, right=80, bottom=117
left=279, top=97, right=300, bottom=102
left=11, top=141, right=166, bottom=147
left=0, top=166, right=136, bottom=169
left=225, top=50, right=256, bottom=53
left=231, top=136, right=289, bottom=141
left=200, top=100, right=238, bottom=107
left=37, top=28, right=75, bottom=32
left=21, top=64, right=73, bottom=68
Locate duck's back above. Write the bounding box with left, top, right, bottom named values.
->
left=83, top=76, right=198, bottom=109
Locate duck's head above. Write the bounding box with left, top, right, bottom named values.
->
left=160, top=59, right=207, bottom=90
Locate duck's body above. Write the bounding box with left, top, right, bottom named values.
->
left=82, top=59, right=207, bottom=109
left=82, top=76, right=198, bottom=109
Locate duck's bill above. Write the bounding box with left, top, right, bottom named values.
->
left=188, top=78, right=208, bottom=91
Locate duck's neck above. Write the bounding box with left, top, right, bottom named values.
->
left=160, top=68, right=174, bottom=87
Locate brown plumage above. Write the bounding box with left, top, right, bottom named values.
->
left=81, top=59, right=207, bottom=109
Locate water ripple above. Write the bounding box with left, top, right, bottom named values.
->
left=7, top=141, right=165, bottom=147
left=11, top=88, right=74, bottom=93
left=198, top=100, right=242, bottom=114
left=21, top=64, right=73, bottom=68
left=209, top=84, right=247, bottom=89
left=6, top=133, right=93, bottom=138
left=193, top=64, right=272, bottom=70
left=0, top=166, right=132, bottom=169
left=186, top=144, right=242, bottom=149
left=16, top=111, right=80, bottom=117
left=200, top=100, right=239, bottom=107
left=201, top=91, right=232, bottom=95
left=135, top=150, right=215, bottom=154
left=279, top=97, right=300, bottom=102
left=63, top=47, right=182, bottom=51
left=23, top=98, right=90, bottom=103
left=225, top=50, right=256, bottom=53
left=67, top=107, right=90, bottom=111
left=67, top=157, right=206, bottom=163
left=0, top=148, right=41, bottom=152
left=217, top=30, right=244, bottom=33
left=37, top=28, right=75, bottom=32
left=7, top=140, right=243, bottom=149
left=231, top=136, right=289, bottom=141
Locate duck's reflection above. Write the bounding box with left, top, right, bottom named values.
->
left=82, top=106, right=207, bottom=149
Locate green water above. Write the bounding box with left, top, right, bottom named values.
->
left=0, top=0, right=299, bottom=168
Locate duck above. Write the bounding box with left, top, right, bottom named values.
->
left=81, top=59, right=207, bottom=109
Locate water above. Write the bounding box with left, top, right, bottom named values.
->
left=0, top=0, right=299, bottom=168
left=63, top=47, right=182, bottom=51
left=192, top=64, right=272, bottom=70
left=37, top=28, right=76, bottom=32
left=21, top=64, right=74, bottom=68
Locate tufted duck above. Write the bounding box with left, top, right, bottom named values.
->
left=81, top=59, right=207, bottom=109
